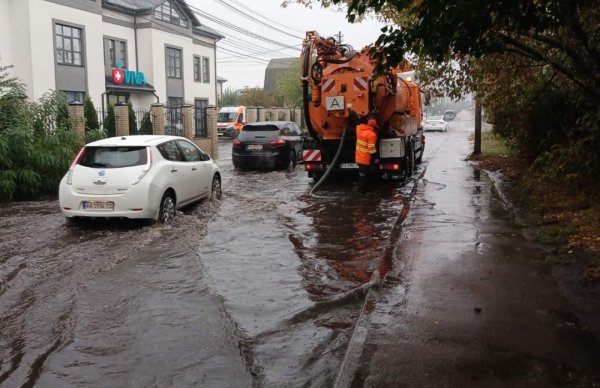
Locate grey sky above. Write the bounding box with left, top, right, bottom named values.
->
left=187, top=0, right=385, bottom=91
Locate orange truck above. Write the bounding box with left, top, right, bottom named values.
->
left=217, top=106, right=246, bottom=137
left=301, top=31, right=426, bottom=181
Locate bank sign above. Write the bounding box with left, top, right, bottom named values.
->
left=112, top=65, right=145, bottom=86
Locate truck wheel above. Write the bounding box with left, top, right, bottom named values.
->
left=416, top=143, right=424, bottom=164
left=405, top=142, right=415, bottom=179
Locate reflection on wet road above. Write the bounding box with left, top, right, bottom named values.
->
left=2, top=129, right=597, bottom=386
left=0, top=134, right=421, bottom=386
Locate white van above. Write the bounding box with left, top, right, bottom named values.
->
left=217, top=106, right=246, bottom=137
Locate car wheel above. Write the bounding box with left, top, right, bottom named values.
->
left=210, top=175, right=222, bottom=200
left=158, top=191, right=176, bottom=223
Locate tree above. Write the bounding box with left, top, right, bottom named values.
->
left=292, top=0, right=600, bottom=103
left=127, top=102, right=137, bottom=134
left=84, top=97, right=100, bottom=131
left=288, top=0, right=600, bottom=182
left=0, top=67, right=100, bottom=200
left=239, top=88, right=276, bottom=107
left=218, top=87, right=239, bottom=107
left=139, top=111, right=153, bottom=134
left=276, top=59, right=303, bottom=108
left=104, top=104, right=116, bottom=137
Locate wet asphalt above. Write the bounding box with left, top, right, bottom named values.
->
left=0, top=125, right=598, bottom=387
left=344, top=129, right=600, bottom=387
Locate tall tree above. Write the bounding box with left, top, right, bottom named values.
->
left=276, top=59, right=303, bottom=108
left=239, top=88, right=276, bottom=107
left=290, top=0, right=600, bottom=103
left=84, top=97, right=100, bottom=131
left=218, top=87, right=240, bottom=107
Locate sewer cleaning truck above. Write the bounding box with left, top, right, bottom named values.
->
left=301, top=31, right=426, bottom=181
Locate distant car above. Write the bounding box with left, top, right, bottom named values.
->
left=443, top=110, right=456, bottom=121
left=59, top=135, right=221, bottom=223
left=423, top=116, right=448, bottom=132
left=232, top=121, right=305, bottom=170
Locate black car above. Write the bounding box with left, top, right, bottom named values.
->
left=232, top=121, right=305, bottom=170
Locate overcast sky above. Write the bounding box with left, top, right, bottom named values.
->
left=187, top=0, right=385, bottom=91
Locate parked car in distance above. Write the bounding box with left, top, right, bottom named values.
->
left=443, top=109, right=456, bottom=121
left=232, top=121, right=305, bottom=170
left=59, top=135, right=221, bottom=223
left=423, top=116, right=448, bottom=132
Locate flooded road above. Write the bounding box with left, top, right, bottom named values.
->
left=1, top=127, right=599, bottom=387
left=0, top=133, right=417, bottom=387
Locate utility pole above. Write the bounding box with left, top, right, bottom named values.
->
left=337, top=31, right=343, bottom=43
left=474, top=98, right=482, bottom=155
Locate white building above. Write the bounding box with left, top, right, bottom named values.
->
left=0, top=0, right=222, bottom=116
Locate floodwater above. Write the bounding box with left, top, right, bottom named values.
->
left=1, top=125, right=598, bottom=387
left=0, top=134, right=417, bottom=387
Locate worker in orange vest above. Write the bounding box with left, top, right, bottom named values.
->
left=355, top=117, right=379, bottom=192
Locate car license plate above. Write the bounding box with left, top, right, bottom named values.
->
left=82, top=201, right=114, bottom=210
left=247, top=144, right=263, bottom=151
left=340, top=163, right=358, bottom=169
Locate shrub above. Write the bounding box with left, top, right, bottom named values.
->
left=0, top=65, right=108, bottom=201
left=128, top=102, right=138, bottom=134
left=104, top=103, right=116, bottom=137
left=140, top=111, right=153, bottom=134
left=84, top=97, right=100, bottom=131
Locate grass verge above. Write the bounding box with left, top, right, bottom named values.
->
left=470, top=131, right=600, bottom=281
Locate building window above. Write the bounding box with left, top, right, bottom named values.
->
left=106, top=38, right=127, bottom=68
left=107, top=93, right=129, bottom=105
left=62, top=90, right=85, bottom=103
left=55, top=24, right=83, bottom=66
left=154, top=1, right=188, bottom=28
left=166, top=47, right=182, bottom=79
left=194, top=56, right=201, bottom=82
left=166, top=97, right=183, bottom=136
left=195, top=99, right=208, bottom=138
left=202, top=56, right=210, bottom=83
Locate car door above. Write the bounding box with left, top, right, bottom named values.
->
left=156, top=140, right=188, bottom=203
left=176, top=139, right=210, bottom=198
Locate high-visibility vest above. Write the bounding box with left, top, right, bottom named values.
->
left=355, top=124, right=377, bottom=165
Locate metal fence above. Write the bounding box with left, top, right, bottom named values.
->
left=134, top=109, right=152, bottom=134
left=194, top=106, right=207, bottom=138
left=165, top=105, right=183, bottom=136
left=93, top=108, right=152, bottom=134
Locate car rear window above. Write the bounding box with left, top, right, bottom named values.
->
left=79, top=146, right=147, bottom=168
left=242, top=124, right=279, bottom=132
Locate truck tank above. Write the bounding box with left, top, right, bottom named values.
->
left=301, top=31, right=425, bottom=182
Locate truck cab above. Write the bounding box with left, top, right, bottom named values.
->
left=217, top=106, right=246, bottom=137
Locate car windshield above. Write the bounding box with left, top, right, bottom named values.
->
left=242, top=124, right=279, bottom=132
left=218, top=112, right=237, bottom=122
left=427, top=116, right=443, bottom=121
left=78, top=146, right=147, bottom=168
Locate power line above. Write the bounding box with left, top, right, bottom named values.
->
left=217, top=46, right=271, bottom=63
left=224, top=0, right=305, bottom=34
left=218, top=41, right=297, bottom=62
left=212, top=0, right=303, bottom=40
left=188, top=5, right=300, bottom=51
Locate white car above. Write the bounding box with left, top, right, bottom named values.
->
left=423, top=116, right=449, bottom=132
left=59, top=135, right=221, bottom=223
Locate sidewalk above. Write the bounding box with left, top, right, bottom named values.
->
left=348, top=132, right=600, bottom=387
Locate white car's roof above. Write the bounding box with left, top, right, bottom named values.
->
left=85, top=135, right=184, bottom=147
